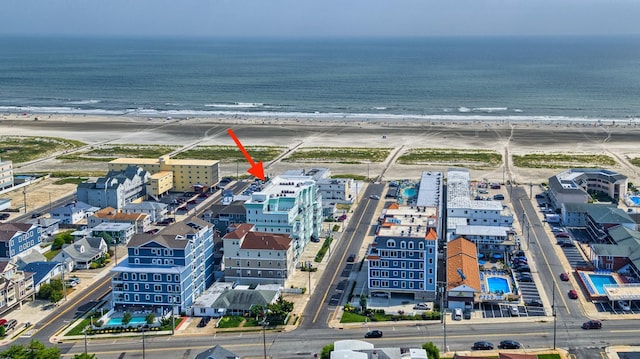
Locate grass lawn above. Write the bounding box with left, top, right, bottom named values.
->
left=285, top=147, right=391, bottom=164
left=0, top=136, right=85, bottom=163
left=44, top=249, right=61, bottom=261
left=53, top=177, right=89, bottom=185
left=513, top=153, right=616, bottom=168
left=340, top=311, right=367, bottom=323
left=216, top=316, right=244, bottom=328
left=397, top=148, right=502, bottom=167
left=67, top=317, right=93, bottom=336
left=174, top=145, right=285, bottom=162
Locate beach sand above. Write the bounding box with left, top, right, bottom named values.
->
left=1, top=113, right=639, bottom=186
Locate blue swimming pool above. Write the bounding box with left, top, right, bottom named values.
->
left=107, top=316, right=148, bottom=326
left=587, top=273, right=618, bottom=295
left=486, top=276, right=511, bottom=294
left=403, top=188, right=417, bottom=197
left=630, top=196, right=640, bottom=206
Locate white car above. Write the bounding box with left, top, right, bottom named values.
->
left=413, top=303, right=431, bottom=310
left=617, top=301, right=631, bottom=311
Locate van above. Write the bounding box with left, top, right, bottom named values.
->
left=453, top=308, right=463, bottom=321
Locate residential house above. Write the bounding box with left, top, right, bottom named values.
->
left=0, top=158, right=13, bottom=191
left=90, top=222, right=136, bottom=245
left=0, top=261, right=35, bottom=315
left=110, top=217, right=214, bottom=314
left=108, top=156, right=220, bottom=193
left=222, top=223, right=294, bottom=286
left=191, top=282, right=280, bottom=317
left=50, top=201, right=100, bottom=225
left=121, top=201, right=168, bottom=223
left=20, top=261, right=64, bottom=292
left=548, top=168, right=628, bottom=210
left=202, top=200, right=246, bottom=234
left=244, top=174, right=322, bottom=259
left=446, top=237, right=481, bottom=309
left=26, top=217, right=60, bottom=238
left=89, top=207, right=150, bottom=234
left=588, top=225, right=640, bottom=276
left=77, top=165, right=151, bottom=209
left=194, top=345, right=241, bottom=359
left=0, top=222, right=42, bottom=260
left=332, top=340, right=429, bottom=359
left=52, top=237, right=108, bottom=271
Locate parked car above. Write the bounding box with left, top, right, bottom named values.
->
left=582, top=320, right=602, bottom=329
left=493, top=194, right=505, bottom=200
left=413, top=303, right=431, bottom=310
left=364, top=330, right=383, bottom=338
left=369, top=195, right=380, bottom=200
left=347, top=254, right=356, bottom=262
left=463, top=308, right=472, bottom=319
left=472, top=341, right=494, bottom=350
left=560, top=272, right=570, bottom=281
left=0, top=319, right=7, bottom=326
left=555, top=232, right=570, bottom=238
left=0, top=213, right=9, bottom=220
left=498, top=340, right=522, bottom=349
left=146, top=229, right=159, bottom=235
left=551, top=227, right=563, bottom=232
left=558, top=240, right=574, bottom=247
left=515, top=250, right=525, bottom=257
left=535, top=193, right=546, bottom=199
left=617, top=300, right=631, bottom=311
left=509, top=305, right=519, bottom=317
left=4, top=319, right=17, bottom=331
left=568, top=289, right=578, bottom=299
left=31, top=212, right=43, bottom=218
left=453, top=308, right=463, bottom=321
left=513, top=258, right=528, bottom=265
left=526, top=299, right=544, bottom=307
left=518, top=276, right=534, bottom=283
left=515, top=266, right=531, bottom=273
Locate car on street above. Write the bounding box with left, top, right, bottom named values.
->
left=31, top=212, right=43, bottom=218
left=526, top=299, right=544, bottom=307
left=0, top=213, right=9, bottom=220
left=560, top=272, right=570, bottom=281
left=369, top=195, right=380, bottom=200
left=568, top=289, right=578, bottom=299
left=498, top=340, right=522, bottom=349
left=364, top=330, right=383, bottom=338
left=582, top=320, right=602, bottom=329
left=347, top=254, right=356, bottom=262
left=472, top=341, right=494, bottom=350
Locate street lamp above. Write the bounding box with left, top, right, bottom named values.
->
left=83, top=326, right=89, bottom=354
left=261, top=310, right=270, bottom=359
left=552, top=285, right=557, bottom=350
left=23, top=188, right=27, bottom=213
left=141, top=327, right=147, bottom=359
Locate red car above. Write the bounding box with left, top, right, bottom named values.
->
left=568, top=289, right=578, bottom=299
left=560, top=273, right=570, bottom=281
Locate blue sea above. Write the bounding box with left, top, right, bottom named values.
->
left=1, top=36, right=640, bottom=122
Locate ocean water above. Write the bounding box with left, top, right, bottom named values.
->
left=1, top=36, right=640, bottom=122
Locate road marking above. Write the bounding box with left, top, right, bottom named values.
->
left=312, top=199, right=371, bottom=324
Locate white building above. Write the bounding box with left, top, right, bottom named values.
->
left=548, top=168, right=628, bottom=209
left=121, top=201, right=169, bottom=223
left=244, top=174, right=322, bottom=259
left=446, top=168, right=514, bottom=242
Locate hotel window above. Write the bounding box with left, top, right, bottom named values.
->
left=418, top=242, right=424, bottom=249
left=393, top=271, right=398, bottom=277
left=393, top=261, right=398, bottom=266
left=393, top=281, right=398, bottom=286
left=400, top=241, right=406, bottom=249
left=153, top=274, right=161, bottom=281
left=134, top=284, right=139, bottom=291
left=401, top=282, right=406, bottom=288
left=132, top=273, right=137, bottom=280
left=154, top=285, right=161, bottom=291
left=386, top=239, right=396, bottom=247
left=124, top=284, right=129, bottom=290
left=146, top=295, right=150, bottom=300
left=155, top=295, right=162, bottom=302
left=134, top=294, right=139, bottom=301
left=123, top=273, right=128, bottom=280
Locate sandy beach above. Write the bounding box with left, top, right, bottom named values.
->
left=1, top=113, right=639, bottom=186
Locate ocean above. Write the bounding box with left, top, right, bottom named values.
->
left=1, top=35, right=640, bottom=122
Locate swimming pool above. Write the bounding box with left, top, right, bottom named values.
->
left=587, top=273, right=618, bottom=295
left=403, top=188, right=417, bottom=197
left=107, top=316, right=148, bottom=326
left=630, top=196, right=640, bottom=206
left=486, top=276, right=511, bottom=294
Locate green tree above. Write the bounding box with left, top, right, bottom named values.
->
left=145, top=312, right=156, bottom=325
left=122, top=311, right=132, bottom=325
left=50, top=290, right=63, bottom=305
left=0, top=339, right=60, bottom=359
left=422, top=341, right=440, bottom=359
left=72, top=353, right=97, bottom=359
left=250, top=304, right=265, bottom=320
left=319, top=343, right=334, bottom=359
left=51, top=236, right=66, bottom=250
left=0, top=326, right=5, bottom=337
left=50, top=279, right=63, bottom=292
left=37, top=283, right=53, bottom=300
left=359, top=294, right=368, bottom=313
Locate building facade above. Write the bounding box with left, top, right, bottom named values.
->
left=244, top=174, right=322, bottom=259
left=0, top=261, right=35, bottom=315
left=77, top=165, right=150, bottom=209
left=0, top=158, right=13, bottom=191
left=50, top=201, right=100, bottom=225
left=110, top=217, right=215, bottom=313
left=89, top=207, right=150, bottom=234
left=548, top=168, right=628, bottom=209
left=222, top=223, right=294, bottom=286
left=108, top=156, right=220, bottom=193
left=121, top=201, right=169, bottom=223
left=0, top=223, right=42, bottom=260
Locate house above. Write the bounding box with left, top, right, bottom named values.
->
left=76, top=165, right=151, bottom=209
left=446, top=237, right=481, bottom=309
left=0, top=261, right=35, bottom=315
left=202, top=200, right=246, bottom=234
left=20, top=261, right=64, bottom=292
left=52, top=237, right=108, bottom=270
left=0, top=222, right=42, bottom=260
left=331, top=340, right=428, bottom=359
left=108, top=156, right=220, bottom=193
left=110, top=217, right=215, bottom=314
left=121, top=201, right=168, bottom=223
left=25, top=217, right=60, bottom=238
left=50, top=201, right=100, bottom=225
left=589, top=225, right=640, bottom=275
left=222, top=223, right=294, bottom=286
left=89, top=207, right=150, bottom=234
left=548, top=168, right=628, bottom=210
left=244, top=174, right=323, bottom=259
left=194, top=345, right=241, bottom=359
left=191, top=282, right=280, bottom=317
left=90, top=222, right=136, bottom=245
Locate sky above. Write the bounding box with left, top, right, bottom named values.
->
left=1, top=0, right=639, bottom=38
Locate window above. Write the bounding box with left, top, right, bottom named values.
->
left=386, top=239, right=396, bottom=248
left=155, top=295, right=162, bottom=302
left=153, top=274, right=161, bottom=281
left=154, top=285, right=161, bottom=291
left=140, top=274, right=147, bottom=281
left=134, top=284, right=139, bottom=291
left=123, top=273, right=128, bottom=280
left=134, top=294, right=139, bottom=301
left=132, top=273, right=137, bottom=280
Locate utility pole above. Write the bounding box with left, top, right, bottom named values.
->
left=308, top=262, right=312, bottom=293
left=23, top=188, right=27, bottom=213
left=142, top=328, right=146, bottom=359
left=552, top=285, right=557, bottom=350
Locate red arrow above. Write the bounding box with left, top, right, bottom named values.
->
left=227, top=128, right=265, bottom=180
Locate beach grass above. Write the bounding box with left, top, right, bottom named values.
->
left=58, top=144, right=178, bottom=162
left=0, top=136, right=86, bottom=163
left=284, top=147, right=391, bottom=164
left=53, top=177, right=89, bottom=185
left=397, top=148, right=502, bottom=167
left=630, top=157, right=640, bottom=168
left=333, top=174, right=368, bottom=181
left=174, top=145, right=285, bottom=162
left=513, top=153, right=616, bottom=168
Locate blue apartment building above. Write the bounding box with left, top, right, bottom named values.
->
left=0, top=223, right=42, bottom=260
left=110, top=217, right=214, bottom=314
